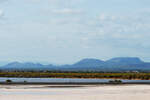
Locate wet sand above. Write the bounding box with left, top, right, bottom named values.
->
left=1, top=85, right=150, bottom=100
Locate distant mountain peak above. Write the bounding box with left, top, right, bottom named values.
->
left=7, top=61, right=22, bottom=66
left=73, top=58, right=104, bottom=67
left=107, top=57, right=143, bottom=64
left=76, top=58, right=104, bottom=63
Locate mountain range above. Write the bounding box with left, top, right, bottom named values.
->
left=0, top=57, right=150, bottom=72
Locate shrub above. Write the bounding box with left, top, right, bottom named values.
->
left=6, top=79, right=12, bottom=83
left=24, top=80, right=27, bottom=83
left=109, top=79, right=122, bottom=84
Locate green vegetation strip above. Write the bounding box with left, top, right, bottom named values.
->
left=0, top=72, right=150, bottom=80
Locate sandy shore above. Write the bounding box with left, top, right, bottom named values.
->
left=1, top=85, right=150, bottom=100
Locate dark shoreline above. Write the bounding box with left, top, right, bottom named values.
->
left=1, top=82, right=150, bottom=85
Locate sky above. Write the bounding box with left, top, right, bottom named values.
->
left=0, top=0, right=150, bottom=64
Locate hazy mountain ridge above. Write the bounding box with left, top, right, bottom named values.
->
left=0, top=57, right=150, bottom=72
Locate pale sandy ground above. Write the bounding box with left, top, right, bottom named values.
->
left=1, top=85, right=150, bottom=100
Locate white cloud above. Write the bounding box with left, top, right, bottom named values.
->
left=99, top=14, right=117, bottom=21
left=0, top=9, right=4, bottom=17
left=52, top=8, right=82, bottom=14
left=74, top=12, right=150, bottom=52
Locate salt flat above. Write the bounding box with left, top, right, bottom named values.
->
left=0, top=85, right=150, bottom=100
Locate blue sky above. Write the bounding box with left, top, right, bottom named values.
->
left=0, top=0, right=150, bottom=64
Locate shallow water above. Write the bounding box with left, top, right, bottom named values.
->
left=0, top=77, right=150, bottom=83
